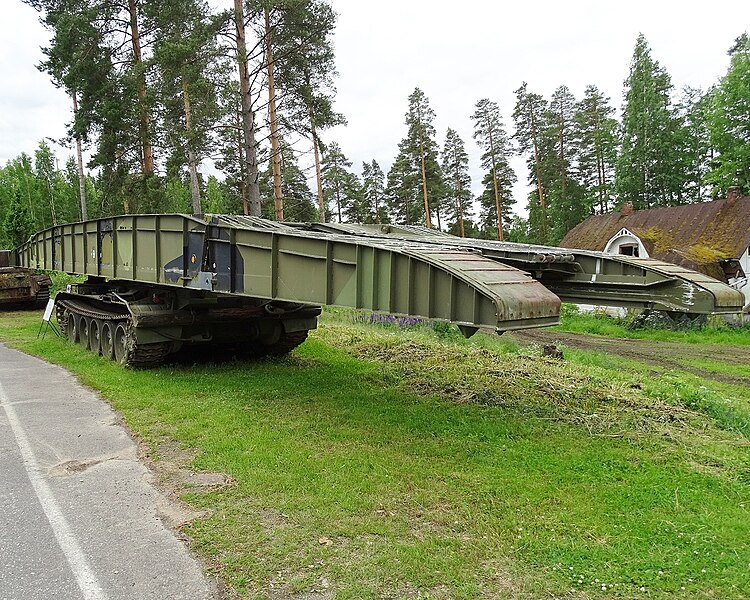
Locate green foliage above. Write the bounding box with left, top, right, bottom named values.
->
left=273, top=0, right=342, bottom=137
left=145, top=0, right=225, bottom=214
left=360, top=160, right=387, bottom=224
left=471, top=99, right=515, bottom=239
left=321, top=142, right=361, bottom=223
left=575, top=85, right=618, bottom=214
left=260, top=142, right=317, bottom=222
left=3, top=190, right=34, bottom=248
left=542, top=85, right=588, bottom=244
left=513, top=83, right=550, bottom=243
left=386, top=88, right=445, bottom=228
left=384, top=144, right=421, bottom=225
left=705, top=33, right=750, bottom=195
left=615, top=34, right=693, bottom=208
left=557, top=308, right=750, bottom=345
left=0, top=142, right=99, bottom=246
left=676, top=86, right=713, bottom=202
left=440, top=128, right=473, bottom=237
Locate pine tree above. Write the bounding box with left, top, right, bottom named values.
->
left=401, top=88, right=444, bottom=228
left=277, top=144, right=317, bottom=222
left=574, top=85, right=619, bottom=214
left=675, top=86, right=712, bottom=202
left=472, top=98, right=516, bottom=240
left=321, top=142, right=357, bottom=223
left=229, top=0, right=262, bottom=216
left=268, top=0, right=342, bottom=222
left=361, top=160, right=386, bottom=224
left=440, top=129, right=472, bottom=237
left=384, top=146, right=421, bottom=225
left=146, top=0, right=224, bottom=215
left=513, top=83, right=549, bottom=243
left=28, top=0, right=164, bottom=212
left=545, top=85, right=587, bottom=242
left=705, top=33, right=750, bottom=195
left=615, top=34, right=687, bottom=208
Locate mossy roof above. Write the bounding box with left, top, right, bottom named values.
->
left=560, top=196, right=750, bottom=281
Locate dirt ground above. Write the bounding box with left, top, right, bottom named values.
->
left=509, top=329, right=750, bottom=388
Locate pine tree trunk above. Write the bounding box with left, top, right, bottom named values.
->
left=72, top=93, right=87, bottom=221
left=127, top=0, right=153, bottom=176
left=45, top=177, right=57, bottom=226
left=596, top=148, right=607, bottom=215
left=236, top=108, right=249, bottom=215
left=559, top=106, right=567, bottom=209
left=485, top=118, right=503, bottom=241
left=594, top=108, right=605, bottom=213
left=265, top=9, right=284, bottom=221
left=310, top=113, right=325, bottom=223
left=530, top=111, right=547, bottom=241
left=336, top=184, right=342, bottom=223
left=418, top=129, right=432, bottom=229
left=454, top=168, right=465, bottom=237
left=234, top=0, right=260, bottom=217
left=182, top=78, right=202, bottom=215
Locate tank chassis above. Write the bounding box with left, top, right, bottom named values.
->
left=13, top=214, right=562, bottom=367
left=0, top=249, right=51, bottom=308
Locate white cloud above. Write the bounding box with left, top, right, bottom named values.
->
left=1, top=0, right=747, bottom=215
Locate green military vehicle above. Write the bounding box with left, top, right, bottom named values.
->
left=9, top=214, right=746, bottom=367
left=0, top=250, right=51, bottom=308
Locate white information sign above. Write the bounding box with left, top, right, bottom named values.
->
left=42, top=298, right=55, bottom=322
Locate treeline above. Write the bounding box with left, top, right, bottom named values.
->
left=374, top=32, right=750, bottom=245
left=1, top=0, right=748, bottom=249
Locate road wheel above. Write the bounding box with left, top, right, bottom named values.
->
left=113, top=323, right=130, bottom=365
left=67, top=313, right=80, bottom=344
left=79, top=317, right=91, bottom=351
left=101, top=322, right=115, bottom=360
left=89, top=319, right=103, bottom=355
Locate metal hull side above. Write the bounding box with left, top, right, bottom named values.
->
left=14, top=214, right=561, bottom=333
left=295, top=222, right=745, bottom=315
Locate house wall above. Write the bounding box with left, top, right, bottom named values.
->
left=740, top=248, right=750, bottom=311
left=727, top=247, right=750, bottom=315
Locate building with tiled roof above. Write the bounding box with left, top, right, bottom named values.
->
left=560, top=188, right=750, bottom=312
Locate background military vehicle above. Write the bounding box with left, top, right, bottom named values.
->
left=0, top=250, right=51, bottom=308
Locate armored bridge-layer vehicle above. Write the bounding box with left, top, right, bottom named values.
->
left=0, top=249, right=51, bottom=308
left=9, top=214, right=745, bottom=367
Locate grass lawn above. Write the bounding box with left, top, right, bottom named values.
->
left=1, top=308, right=748, bottom=599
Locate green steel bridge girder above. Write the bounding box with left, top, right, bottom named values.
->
left=294, top=222, right=745, bottom=315
left=13, top=214, right=561, bottom=334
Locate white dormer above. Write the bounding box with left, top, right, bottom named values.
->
left=603, top=228, right=649, bottom=258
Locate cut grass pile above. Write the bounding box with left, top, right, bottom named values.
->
left=1, top=309, right=749, bottom=599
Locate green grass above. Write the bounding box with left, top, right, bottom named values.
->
left=556, top=306, right=750, bottom=345
left=1, top=310, right=749, bottom=599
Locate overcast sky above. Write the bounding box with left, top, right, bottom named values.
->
left=1, top=0, right=748, bottom=214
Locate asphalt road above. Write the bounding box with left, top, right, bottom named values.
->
left=0, top=343, right=217, bottom=600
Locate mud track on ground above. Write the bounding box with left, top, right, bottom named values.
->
left=509, top=329, right=750, bottom=388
